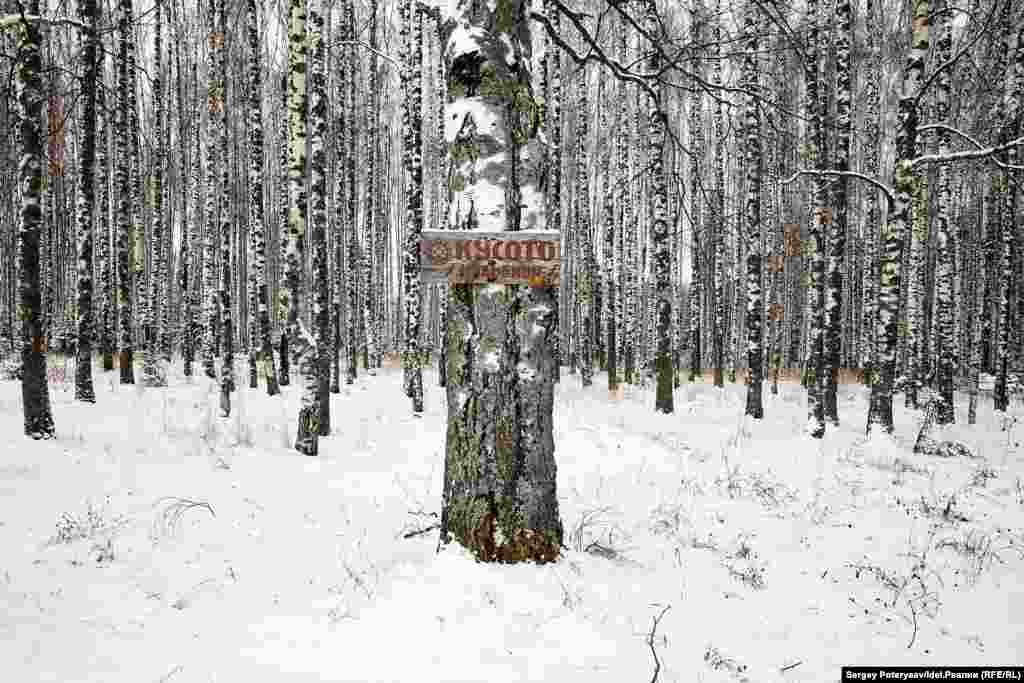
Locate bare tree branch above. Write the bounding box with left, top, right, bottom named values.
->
left=918, top=123, right=1024, bottom=170
left=911, top=136, right=1024, bottom=169
left=782, top=169, right=896, bottom=206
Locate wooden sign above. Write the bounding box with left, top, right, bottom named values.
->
left=419, top=229, right=560, bottom=286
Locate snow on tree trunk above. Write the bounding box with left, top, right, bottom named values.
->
left=184, top=127, right=202, bottom=378
left=402, top=0, right=425, bottom=413
left=310, top=0, right=331, bottom=433
left=641, top=0, right=672, bottom=413
left=438, top=0, right=561, bottom=563
left=344, top=0, right=358, bottom=385
left=216, top=0, right=234, bottom=417
left=803, top=0, right=825, bottom=438
left=277, top=73, right=291, bottom=387
left=741, top=0, right=762, bottom=419
left=867, top=0, right=928, bottom=436
left=710, top=0, right=725, bottom=389
left=361, top=0, right=379, bottom=373
left=993, top=5, right=1021, bottom=414
left=144, top=0, right=166, bottom=388
left=13, top=7, right=56, bottom=438
left=601, top=66, right=617, bottom=393
left=97, top=52, right=114, bottom=373
left=75, top=0, right=99, bottom=403
left=932, top=1, right=955, bottom=425
left=860, top=0, right=880, bottom=384
left=116, top=0, right=135, bottom=385
left=574, top=64, right=593, bottom=388
left=543, top=0, right=562, bottom=383
left=823, top=0, right=852, bottom=425
left=689, top=1, right=703, bottom=383
left=281, top=0, right=320, bottom=455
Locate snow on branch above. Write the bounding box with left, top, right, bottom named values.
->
left=918, top=124, right=1024, bottom=171
left=782, top=169, right=895, bottom=206
left=910, top=136, right=1024, bottom=170
left=783, top=135, right=1024, bottom=207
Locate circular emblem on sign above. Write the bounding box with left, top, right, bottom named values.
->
left=430, top=241, right=451, bottom=264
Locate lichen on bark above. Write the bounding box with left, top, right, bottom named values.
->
left=437, top=0, right=561, bottom=563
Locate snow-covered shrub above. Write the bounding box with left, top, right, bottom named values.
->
left=704, top=645, right=749, bottom=680
left=846, top=527, right=944, bottom=648
left=721, top=534, right=766, bottom=590
left=934, top=528, right=1023, bottom=586
left=52, top=497, right=123, bottom=545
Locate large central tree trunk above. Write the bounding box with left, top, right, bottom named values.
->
left=438, top=0, right=561, bottom=563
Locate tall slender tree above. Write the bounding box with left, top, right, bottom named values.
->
left=116, top=0, right=135, bottom=385
left=310, top=0, right=331, bottom=433
left=867, top=0, right=929, bottom=435
left=402, top=0, right=424, bottom=413
left=742, top=0, right=763, bottom=419
left=643, top=0, right=672, bottom=413
left=74, top=0, right=99, bottom=403
left=822, top=0, right=852, bottom=424
left=282, top=0, right=320, bottom=455
left=10, top=1, right=56, bottom=437
left=144, top=0, right=166, bottom=387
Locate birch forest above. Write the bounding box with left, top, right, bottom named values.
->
left=1, top=0, right=1023, bottom=678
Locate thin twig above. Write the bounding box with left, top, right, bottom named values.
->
left=403, top=523, right=440, bottom=539
left=647, top=604, right=671, bottom=683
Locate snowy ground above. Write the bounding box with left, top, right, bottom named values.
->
left=1, top=359, right=1022, bottom=682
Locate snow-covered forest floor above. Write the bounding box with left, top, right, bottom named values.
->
left=1, top=360, right=1022, bottom=682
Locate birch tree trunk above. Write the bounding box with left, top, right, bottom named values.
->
left=14, top=4, right=56, bottom=438
left=116, top=0, right=134, bottom=385
left=144, top=0, right=165, bottom=387
left=310, top=0, right=330, bottom=433
left=74, top=0, right=99, bottom=403
left=823, top=0, right=852, bottom=424
left=402, top=0, right=424, bottom=413
left=803, top=0, right=826, bottom=438
left=215, top=0, right=234, bottom=416
left=97, top=48, right=114, bottom=372
left=438, top=0, right=561, bottom=563
left=711, top=0, right=725, bottom=388
left=574, top=64, right=593, bottom=388
left=642, top=0, right=672, bottom=413
left=344, top=0, right=358, bottom=385
left=689, top=1, right=703, bottom=384
left=248, top=0, right=279, bottom=396
left=282, top=0, right=319, bottom=455
left=867, top=0, right=928, bottom=436
left=861, top=0, right=880, bottom=384
left=742, top=0, right=762, bottom=419
left=933, top=0, right=955, bottom=424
